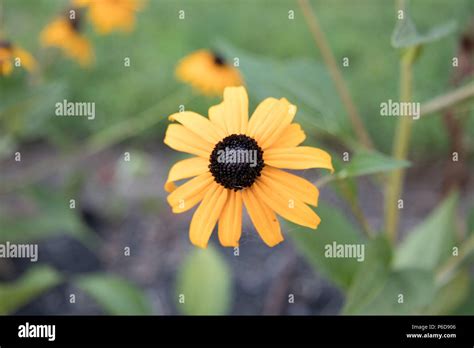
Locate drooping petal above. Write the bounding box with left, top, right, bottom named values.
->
left=260, top=166, right=319, bottom=206
left=169, top=111, right=225, bottom=144
left=252, top=180, right=321, bottom=229
left=242, top=187, right=283, bottom=247
left=167, top=172, right=214, bottom=213
left=218, top=190, right=243, bottom=247
left=190, top=183, right=228, bottom=248
left=270, top=123, right=306, bottom=148
left=264, top=146, right=333, bottom=172
left=164, top=124, right=214, bottom=158
left=222, top=86, right=248, bottom=134
left=164, top=157, right=210, bottom=192
left=257, top=102, right=297, bottom=149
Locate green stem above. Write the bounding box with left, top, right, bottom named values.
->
left=384, top=48, right=416, bottom=244
left=420, top=82, right=474, bottom=117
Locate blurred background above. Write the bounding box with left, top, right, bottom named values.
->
left=0, top=0, right=474, bottom=315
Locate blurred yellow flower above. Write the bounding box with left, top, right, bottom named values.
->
left=164, top=86, right=333, bottom=248
left=74, top=0, right=144, bottom=34
left=40, top=15, right=93, bottom=67
left=176, top=50, right=244, bottom=96
left=0, top=40, right=36, bottom=76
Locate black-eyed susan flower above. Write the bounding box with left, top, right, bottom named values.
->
left=176, top=50, right=243, bottom=96
left=0, top=40, right=36, bottom=76
left=73, top=0, right=143, bottom=34
left=164, top=86, right=333, bottom=248
left=40, top=12, right=93, bottom=67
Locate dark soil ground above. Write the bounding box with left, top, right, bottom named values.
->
left=1, top=142, right=473, bottom=315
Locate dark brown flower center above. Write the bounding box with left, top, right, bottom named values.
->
left=212, top=52, right=226, bottom=66
left=209, top=134, right=264, bottom=191
left=0, top=41, right=12, bottom=50
left=66, top=8, right=82, bottom=31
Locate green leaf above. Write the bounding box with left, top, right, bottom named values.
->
left=393, top=192, right=458, bottom=271
left=290, top=202, right=363, bottom=290
left=176, top=246, right=232, bottom=315
left=391, top=14, right=456, bottom=48
left=335, top=150, right=410, bottom=180
left=454, top=278, right=474, bottom=315
left=423, top=270, right=470, bottom=315
left=343, top=235, right=393, bottom=314
left=0, top=187, right=98, bottom=246
left=346, top=269, right=435, bottom=314
left=74, top=273, right=152, bottom=315
left=217, top=42, right=347, bottom=138
left=0, top=266, right=62, bottom=314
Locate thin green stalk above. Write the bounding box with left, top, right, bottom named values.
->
left=297, top=0, right=373, bottom=149
left=337, top=180, right=375, bottom=238
left=385, top=48, right=416, bottom=244
left=420, top=82, right=474, bottom=117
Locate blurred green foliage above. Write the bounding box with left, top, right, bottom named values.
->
left=176, top=246, right=232, bottom=315
left=393, top=192, right=457, bottom=271
left=0, top=266, right=61, bottom=314
left=2, top=0, right=474, bottom=156
left=74, top=273, right=153, bottom=315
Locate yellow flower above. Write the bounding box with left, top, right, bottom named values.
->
left=164, top=86, right=333, bottom=248
left=73, top=0, right=143, bottom=34
left=40, top=15, right=93, bottom=67
left=0, top=40, right=36, bottom=76
left=176, top=50, right=244, bottom=96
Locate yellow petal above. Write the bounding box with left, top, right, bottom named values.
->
left=41, top=19, right=72, bottom=46
left=218, top=190, right=243, bottom=247
left=12, top=48, right=37, bottom=72
left=223, top=86, right=248, bottom=134
left=260, top=166, right=319, bottom=206
left=257, top=101, right=297, bottom=149
left=248, top=97, right=297, bottom=148
left=264, top=146, right=333, bottom=172
left=271, top=123, right=306, bottom=148
left=242, top=187, right=283, bottom=247
left=0, top=60, right=13, bottom=76
left=190, top=183, right=228, bottom=248
left=167, top=172, right=214, bottom=213
left=164, top=157, right=210, bottom=192
left=208, top=102, right=227, bottom=135
left=66, top=35, right=94, bottom=67
left=164, top=124, right=214, bottom=158
left=169, top=111, right=225, bottom=144
left=247, top=97, right=278, bottom=139
left=252, top=180, right=321, bottom=229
